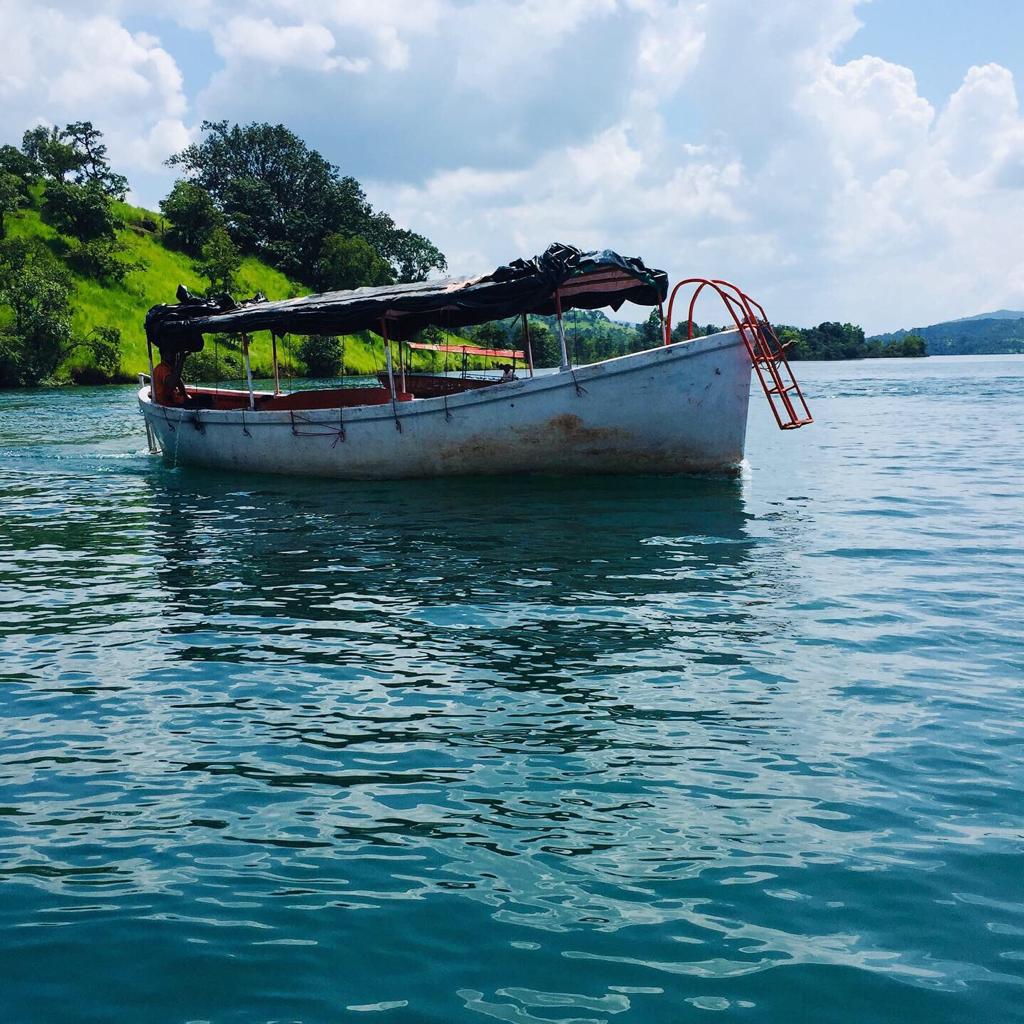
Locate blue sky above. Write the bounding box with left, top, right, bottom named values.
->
left=840, top=0, right=1024, bottom=104
left=2, top=0, right=1023, bottom=333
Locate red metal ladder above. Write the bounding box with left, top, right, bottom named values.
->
left=664, top=278, right=813, bottom=430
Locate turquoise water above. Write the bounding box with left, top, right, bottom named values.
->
left=1, top=356, right=1022, bottom=1023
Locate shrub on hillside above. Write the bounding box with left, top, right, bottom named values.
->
left=185, top=346, right=243, bottom=383
left=297, top=335, right=341, bottom=377
left=0, top=240, right=76, bottom=386
left=68, top=237, right=138, bottom=284
left=198, top=226, right=241, bottom=297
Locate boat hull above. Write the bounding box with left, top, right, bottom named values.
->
left=139, top=331, right=753, bottom=478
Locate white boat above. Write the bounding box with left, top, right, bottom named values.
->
left=138, top=244, right=811, bottom=478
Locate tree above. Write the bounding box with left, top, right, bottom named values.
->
left=41, top=180, right=134, bottom=282
left=83, top=326, right=123, bottom=378
left=69, top=326, right=124, bottom=383
left=780, top=322, right=870, bottom=360
left=517, top=320, right=558, bottom=367
left=637, top=309, right=663, bottom=348
left=22, top=122, right=127, bottom=197
left=167, top=120, right=446, bottom=285
left=70, top=238, right=137, bottom=283
left=313, top=233, right=392, bottom=292
left=21, top=125, right=83, bottom=182
left=42, top=181, right=119, bottom=242
left=160, top=179, right=222, bottom=254
left=383, top=228, right=447, bottom=283
left=197, top=226, right=242, bottom=296
left=0, top=172, right=25, bottom=239
left=61, top=121, right=128, bottom=198
left=0, top=241, right=76, bottom=386
left=297, top=335, right=341, bottom=377
left=670, top=319, right=702, bottom=344
left=897, top=333, right=927, bottom=357
left=471, top=322, right=509, bottom=348
left=0, top=145, right=39, bottom=190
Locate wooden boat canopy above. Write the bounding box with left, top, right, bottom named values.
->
left=145, top=242, right=669, bottom=353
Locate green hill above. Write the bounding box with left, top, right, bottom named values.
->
left=868, top=315, right=1024, bottom=356
left=3, top=198, right=457, bottom=381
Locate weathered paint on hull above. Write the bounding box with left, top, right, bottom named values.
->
left=139, top=330, right=753, bottom=479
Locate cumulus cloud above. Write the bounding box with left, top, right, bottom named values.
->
left=0, top=2, right=189, bottom=176
left=2, top=0, right=1023, bottom=330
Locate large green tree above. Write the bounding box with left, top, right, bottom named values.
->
left=166, top=120, right=446, bottom=286
left=61, top=122, right=128, bottom=198
left=21, top=125, right=84, bottom=182
left=21, top=122, right=126, bottom=198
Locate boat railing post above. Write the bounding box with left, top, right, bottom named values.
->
left=242, top=333, right=255, bottom=409
left=381, top=318, right=397, bottom=398
left=272, top=333, right=282, bottom=395
left=554, top=290, right=570, bottom=371
left=522, top=313, right=534, bottom=377
left=146, top=337, right=155, bottom=398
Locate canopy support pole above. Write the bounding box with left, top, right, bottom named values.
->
left=554, top=290, right=570, bottom=372
left=272, top=333, right=282, bottom=395
left=381, top=319, right=396, bottom=399
left=242, top=334, right=255, bottom=410
left=522, top=313, right=535, bottom=377
left=400, top=339, right=407, bottom=393
left=380, top=318, right=402, bottom=432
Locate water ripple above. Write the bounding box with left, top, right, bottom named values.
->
left=1, top=360, right=1023, bottom=1022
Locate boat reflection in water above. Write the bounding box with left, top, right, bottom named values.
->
left=136, top=468, right=835, bottom=971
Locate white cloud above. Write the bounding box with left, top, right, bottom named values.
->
left=3, top=0, right=1024, bottom=330
left=208, top=15, right=380, bottom=74
left=0, top=3, right=189, bottom=174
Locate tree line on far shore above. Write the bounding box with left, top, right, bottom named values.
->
left=777, top=321, right=926, bottom=359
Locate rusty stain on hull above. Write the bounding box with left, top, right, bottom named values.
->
left=438, top=413, right=725, bottom=474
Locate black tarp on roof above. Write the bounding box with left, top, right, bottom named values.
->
left=145, top=243, right=669, bottom=351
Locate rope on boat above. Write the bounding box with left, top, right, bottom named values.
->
left=241, top=407, right=252, bottom=438
left=289, top=409, right=348, bottom=444
left=332, top=405, right=346, bottom=447
left=570, top=310, right=587, bottom=397
left=442, top=314, right=453, bottom=421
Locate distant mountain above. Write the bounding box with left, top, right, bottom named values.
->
left=954, top=309, right=1024, bottom=322
left=869, top=315, right=1024, bottom=356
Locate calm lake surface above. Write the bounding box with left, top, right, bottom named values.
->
left=1, top=356, right=1022, bottom=1024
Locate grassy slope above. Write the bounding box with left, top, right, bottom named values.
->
left=5, top=199, right=453, bottom=379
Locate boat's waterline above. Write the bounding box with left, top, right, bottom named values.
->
left=139, top=331, right=753, bottom=479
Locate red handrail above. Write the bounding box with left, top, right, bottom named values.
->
left=664, top=278, right=812, bottom=430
